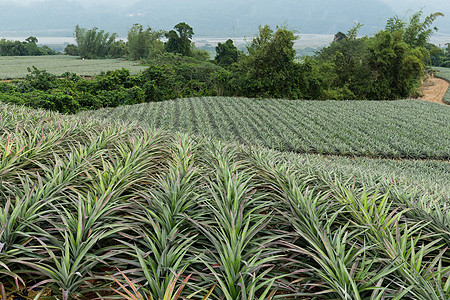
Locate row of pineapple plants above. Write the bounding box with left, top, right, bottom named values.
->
left=80, top=97, right=450, bottom=160
left=1, top=104, right=449, bottom=299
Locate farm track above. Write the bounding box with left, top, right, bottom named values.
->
left=418, top=76, right=449, bottom=105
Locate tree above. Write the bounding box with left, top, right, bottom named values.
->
left=0, top=37, right=55, bottom=56
left=367, top=30, right=425, bottom=99
left=25, top=36, right=38, bottom=44
left=386, top=11, right=444, bottom=48
left=317, top=24, right=369, bottom=98
left=24, top=36, right=42, bottom=56
left=165, top=22, right=194, bottom=56
left=74, top=25, right=120, bottom=59
left=215, top=39, right=239, bottom=67
left=127, top=24, right=164, bottom=60
left=64, top=44, right=79, bottom=56
left=333, top=32, right=347, bottom=43
left=233, top=25, right=301, bottom=98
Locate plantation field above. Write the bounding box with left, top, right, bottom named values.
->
left=1, top=103, right=449, bottom=299
left=435, top=66, right=450, bottom=104
left=280, top=152, right=450, bottom=200
left=0, top=55, right=147, bottom=79
left=81, top=97, right=450, bottom=160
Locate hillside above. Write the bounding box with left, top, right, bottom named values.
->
left=79, top=97, right=450, bottom=160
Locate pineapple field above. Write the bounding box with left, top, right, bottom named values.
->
left=0, top=102, right=449, bottom=299
left=0, top=56, right=147, bottom=80
left=435, top=67, right=450, bottom=104
left=80, top=97, right=450, bottom=160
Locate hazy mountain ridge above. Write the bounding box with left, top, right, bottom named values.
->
left=0, top=0, right=448, bottom=37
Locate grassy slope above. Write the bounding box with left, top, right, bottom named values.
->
left=80, top=97, right=450, bottom=160
left=0, top=55, right=147, bottom=79
left=435, top=66, right=450, bottom=104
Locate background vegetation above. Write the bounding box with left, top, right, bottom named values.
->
left=0, top=11, right=445, bottom=105
left=0, top=37, right=56, bottom=56
left=66, top=11, right=447, bottom=101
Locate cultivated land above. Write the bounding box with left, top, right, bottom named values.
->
left=1, top=103, right=449, bottom=299
left=80, top=97, right=450, bottom=160
left=435, top=66, right=450, bottom=104
left=0, top=55, right=147, bottom=79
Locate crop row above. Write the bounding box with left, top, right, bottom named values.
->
left=1, top=104, right=449, bottom=299
left=82, top=97, right=450, bottom=160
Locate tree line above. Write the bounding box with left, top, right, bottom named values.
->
left=0, top=10, right=444, bottom=110
left=0, top=36, right=57, bottom=56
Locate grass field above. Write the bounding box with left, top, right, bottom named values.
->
left=435, top=66, right=450, bottom=104
left=1, top=103, right=449, bottom=299
left=0, top=55, right=147, bottom=79
left=80, top=97, right=450, bottom=160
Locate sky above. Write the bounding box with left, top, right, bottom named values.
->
left=380, top=0, right=450, bottom=15
left=0, top=0, right=448, bottom=38
left=0, top=0, right=138, bottom=6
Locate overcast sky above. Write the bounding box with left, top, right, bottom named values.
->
left=0, top=0, right=139, bottom=6
left=0, top=0, right=448, bottom=37
left=1, top=0, right=447, bottom=11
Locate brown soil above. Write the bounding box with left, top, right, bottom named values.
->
left=417, top=76, right=449, bottom=105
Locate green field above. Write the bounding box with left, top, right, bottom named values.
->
left=435, top=66, right=450, bottom=104
left=80, top=97, right=450, bottom=160
left=1, top=103, right=449, bottom=299
left=0, top=55, right=148, bottom=79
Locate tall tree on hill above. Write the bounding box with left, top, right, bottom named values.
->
left=165, top=22, right=194, bottom=56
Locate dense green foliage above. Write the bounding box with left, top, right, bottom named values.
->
left=215, top=39, right=239, bottom=67
left=0, top=68, right=146, bottom=113
left=65, top=25, right=128, bottom=59
left=430, top=43, right=450, bottom=67
left=0, top=64, right=227, bottom=113
left=55, top=11, right=440, bottom=101
left=165, top=22, right=195, bottom=56
left=127, top=24, right=164, bottom=60
left=231, top=25, right=303, bottom=98
left=0, top=37, right=56, bottom=56
left=1, top=104, right=448, bottom=299
left=80, top=97, right=450, bottom=160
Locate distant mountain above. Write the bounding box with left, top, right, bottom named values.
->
left=126, top=0, right=395, bottom=36
left=2, top=0, right=445, bottom=38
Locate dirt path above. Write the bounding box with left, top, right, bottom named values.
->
left=418, top=76, right=449, bottom=105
